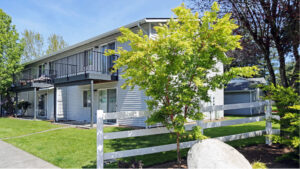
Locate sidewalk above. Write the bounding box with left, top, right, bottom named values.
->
left=0, top=140, right=59, bottom=168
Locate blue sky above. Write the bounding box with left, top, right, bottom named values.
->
left=1, top=0, right=182, bottom=45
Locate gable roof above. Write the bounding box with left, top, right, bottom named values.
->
left=225, top=78, right=266, bottom=92
left=24, top=18, right=169, bottom=66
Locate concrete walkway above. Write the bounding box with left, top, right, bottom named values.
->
left=0, top=140, right=59, bottom=168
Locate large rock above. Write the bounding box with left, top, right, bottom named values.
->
left=187, top=139, right=252, bottom=169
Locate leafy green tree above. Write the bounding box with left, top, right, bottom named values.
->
left=106, top=2, right=258, bottom=164
left=22, top=29, right=44, bottom=62
left=46, top=34, right=68, bottom=55
left=0, top=9, right=24, bottom=114
left=262, top=84, right=299, bottom=164
left=185, top=0, right=299, bottom=88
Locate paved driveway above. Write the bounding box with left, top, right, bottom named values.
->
left=0, top=140, right=59, bottom=168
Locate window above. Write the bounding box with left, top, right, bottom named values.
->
left=101, top=42, right=116, bottom=73
left=83, top=90, right=91, bottom=107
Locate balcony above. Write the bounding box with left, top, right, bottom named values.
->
left=13, top=50, right=118, bottom=90
left=13, top=68, right=54, bottom=91
left=50, top=51, right=118, bottom=85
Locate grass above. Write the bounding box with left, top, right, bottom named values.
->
left=0, top=118, right=62, bottom=138
left=272, top=106, right=278, bottom=112
left=0, top=117, right=279, bottom=168
left=222, top=115, right=246, bottom=120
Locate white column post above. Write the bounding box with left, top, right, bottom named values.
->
left=265, top=100, right=272, bottom=145
left=34, top=87, right=37, bottom=120
left=90, top=80, right=94, bottom=128
left=97, top=110, right=104, bottom=169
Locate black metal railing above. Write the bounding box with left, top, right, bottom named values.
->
left=13, top=68, right=55, bottom=87
left=50, top=51, right=118, bottom=79
left=13, top=50, right=119, bottom=87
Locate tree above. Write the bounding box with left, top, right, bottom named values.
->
left=0, top=9, right=24, bottom=114
left=262, top=84, right=299, bottom=164
left=106, top=2, right=258, bottom=164
left=225, top=30, right=265, bottom=68
left=22, top=31, right=68, bottom=62
left=46, top=34, right=68, bottom=55
left=22, top=29, right=44, bottom=62
left=185, top=0, right=299, bottom=88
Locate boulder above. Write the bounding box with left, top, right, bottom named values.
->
left=187, top=139, right=252, bottom=169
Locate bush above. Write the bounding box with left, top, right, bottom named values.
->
left=252, top=161, right=267, bottom=169
left=17, top=101, right=31, bottom=116
left=262, top=84, right=299, bottom=164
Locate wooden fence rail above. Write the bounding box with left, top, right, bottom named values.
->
left=97, top=100, right=278, bottom=169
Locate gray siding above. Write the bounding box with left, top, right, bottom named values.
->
left=224, top=92, right=252, bottom=115
left=115, top=40, right=148, bottom=127
left=224, top=90, right=264, bottom=116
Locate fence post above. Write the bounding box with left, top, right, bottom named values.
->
left=97, top=110, right=104, bottom=169
left=196, top=120, right=204, bottom=134
left=265, top=100, right=272, bottom=145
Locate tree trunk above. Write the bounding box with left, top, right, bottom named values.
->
left=176, top=132, right=181, bottom=166
left=264, top=51, right=277, bottom=86
left=277, top=48, right=289, bottom=87
left=291, top=44, right=300, bottom=87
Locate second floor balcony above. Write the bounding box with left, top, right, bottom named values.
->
left=51, top=50, right=118, bottom=84
left=13, top=50, right=119, bottom=90
left=13, top=67, right=54, bottom=90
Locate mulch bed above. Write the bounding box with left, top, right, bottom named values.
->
left=147, top=144, right=299, bottom=168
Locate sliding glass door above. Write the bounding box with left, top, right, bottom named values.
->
left=38, top=94, right=47, bottom=118
left=98, top=88, right=116, bottom=123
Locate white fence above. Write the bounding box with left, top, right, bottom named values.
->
left=96, top=100, right=279, bottom=169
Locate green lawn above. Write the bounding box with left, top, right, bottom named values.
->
left=0, top=117, right=279, bottom=168
left=0, top=118, right=62, bottom=138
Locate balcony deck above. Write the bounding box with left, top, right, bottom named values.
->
left=53, top=71, right=117, bottom=86
left=13, top=51, right=118, bottom=90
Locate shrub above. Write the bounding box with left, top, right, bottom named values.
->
left=252, top=161, right=267, bottom=169
left=17, top=101, right=31, bottom=116
left=262, top=84, right=299, bottom=164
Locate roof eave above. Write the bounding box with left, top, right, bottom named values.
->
left=24, top=18, right=156, bottom=65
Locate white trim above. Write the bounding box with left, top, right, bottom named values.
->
left=103, top=116, right=266, bottom=140
left=96, top=100, right=280, bottom=167
left=103, top=129, right=280, bottom=160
